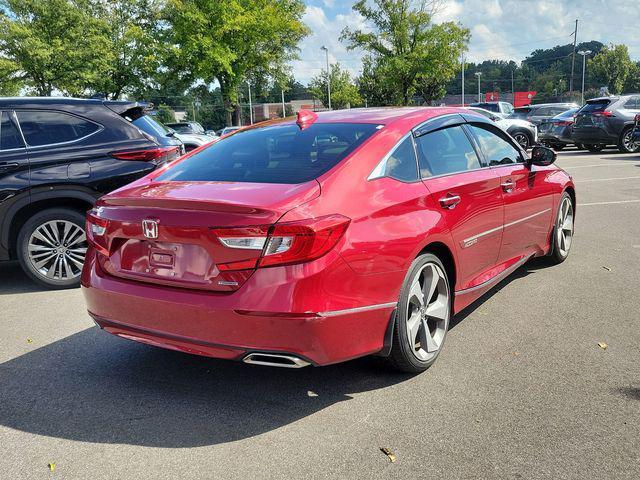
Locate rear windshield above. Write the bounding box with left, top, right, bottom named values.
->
left=132, top=115, right=171, bottom=139
left=578, top=100, right=611, bottom=114
left=554, top=108, right=579, bottom=120
left=157, top=123, right=380, bottom=184
left=509, top=107, right=531, bottom=119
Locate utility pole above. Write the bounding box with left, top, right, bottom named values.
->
left=247, top=82, right=253, bottom=125
left=569, top=19, right=578, bottom=93
left=321, top=46, right=331, bottom=110
left=461, top=54, right=465, bottom=106
left=578, top=50, right=592, bottom=105
left=474, top=72, right=482, bottom=103
left=511, top=69, right=515, bottom=98
left=281, top=90, right=286, bottom=118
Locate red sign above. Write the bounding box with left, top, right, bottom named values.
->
left=485, top=92, right=500, bottom=102
left=514, top=91, right=537, bottom=108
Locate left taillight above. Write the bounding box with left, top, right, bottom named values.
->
left=211, top=214, right=350, bottom=271
left=110, top=146, right=180, bottom=163
left=86, top=210, right=110, bottom=256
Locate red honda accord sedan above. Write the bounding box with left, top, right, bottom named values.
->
left=82, top=107, right=575, bottom=373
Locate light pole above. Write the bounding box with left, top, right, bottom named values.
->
left=578, top=50, right=592, bottom=105
left=321, top=45, right=331, bottom=110
left=247, top=82, right=253, bottom=125
left=461, top=54, right=465, bottom=106
left=474, top=72, right=482, bottom=103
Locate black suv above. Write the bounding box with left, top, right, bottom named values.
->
left=571, top=95, right=640, bottom=153
left=0, top=97, right=183, bottom=288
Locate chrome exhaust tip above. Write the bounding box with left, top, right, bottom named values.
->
left=242, top=353, right=311, bottom=368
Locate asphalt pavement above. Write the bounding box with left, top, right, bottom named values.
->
left=1, top=147, right=639, bottom=479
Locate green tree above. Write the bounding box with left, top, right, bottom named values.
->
left=0, top=56, right=22, bottom=95
left=308, top=63, right=362, bottom=110
left=590, top=44, right=634, bottom=94
left=166, top=0, right=309, bottom=126
left=0, top=0, right=111, bottom=95
left=155, top=104, right=175, bottom=124
left=342, top=0, right=469, bottom=106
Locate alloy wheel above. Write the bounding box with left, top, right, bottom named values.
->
left=405, top=262, right=450, bottom=361
left=556, top=197, right=574, bottom=257
left=27, top=220, right=87, bottom=281
left=513, top=133, right=529, bottom=150
left=622, top=129, right=639, bottom=153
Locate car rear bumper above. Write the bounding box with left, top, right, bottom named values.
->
left=571, top=127, right=617, bottom=145
left=81, top=251, right=395, bottom=366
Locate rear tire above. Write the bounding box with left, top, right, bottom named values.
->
left=387, top=254, right=452, bottom=373
left=548, top=192, right=574, bottom=264
left=16, top=208, right=88, bottom=289
left=618, top=127, right=640, bottom=153
left=585, top=144, right=604, bottom=153
left=512, top=132, right=530, bottom=150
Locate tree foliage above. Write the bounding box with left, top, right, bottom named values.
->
left=155, top=104, right=175, bottom=124
left=590, top=44, right=635, bottom=95
left=308, top=63, right=362, bottom=109
left=342, top=0, right=469, bottom=105
left=165, top=0, right=309, bottom=125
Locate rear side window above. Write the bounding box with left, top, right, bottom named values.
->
left=579, top=100, right=611, bottom=114
left=16, top=111, right=100, bottom=147
left=0, top=112, right=25, bottom=150
left=133, top=115, right=171, bottom=139
left=469, top=125, right=522, bottom=166
left=415, top=126, right=481, bottom=177
left=623, top=97, right=640, bottom=109
left=158, top=123, right=379, bottom=184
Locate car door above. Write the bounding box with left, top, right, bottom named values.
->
left=0, top=110, right=30, bottom=202
left=414, top=118, right=504, bottom=291
left=467, top=123, right=553, bottom=265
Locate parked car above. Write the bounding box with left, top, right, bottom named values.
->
left=83, top=107, right=575, bottom=373
left=633, top=114, right=640, bottom=143
left=509, top=103, right=579, bottom=126
left=216, top=126, right=242, bottom=136
left=468, top=101, right=514, bottom=118
left=538, top=108, right=583, bottom=150
left=571, top=95, right=640, bottom=153
left=165, top=122, right=216, bottom=152
left=0, top=97, right=183, bottom=289
left=465, top=106, right=537, bottom=149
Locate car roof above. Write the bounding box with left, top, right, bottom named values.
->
left=306, top=107, right=469, bottom=126
left=0, top=96, right=146, bottom=114
left=527, top=103, right=578, bottom=108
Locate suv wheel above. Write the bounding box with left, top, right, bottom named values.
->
left=17, top=208, right=88, bottom=289
left=618, top=127, right=640, bottom=153
left=512, top=132, right=530, bottom=150
left=387, top=253, right=452, bottom=373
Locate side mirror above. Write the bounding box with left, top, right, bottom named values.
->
left=528, top=145, right=556, bottom=167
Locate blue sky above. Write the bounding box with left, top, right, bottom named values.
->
left=291, top=0, right=640, bottom=84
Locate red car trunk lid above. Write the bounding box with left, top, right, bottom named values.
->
left=92, top=180, right=320, bottom=291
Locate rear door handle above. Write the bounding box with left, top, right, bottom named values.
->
left=439, top=194, right=461, bottom=209
left=501, top=179, right=515, bottom=192
left=0, top=162, right=20, bottom=173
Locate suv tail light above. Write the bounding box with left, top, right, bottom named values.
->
left=554, top=120, right=573, bottom=126
left=635, top=114, right=640, bottom=123
left=593, top=110, right=614, bottom=117
left=110, top=146, right=180, bottom=162
left=212, top=215, right=350, bottom=271
left=86, top=210, right=110, bottom=256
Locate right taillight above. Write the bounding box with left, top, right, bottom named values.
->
left=212, top=214, right=350, bottom=271
left=86, top=210, right=110, bottom=256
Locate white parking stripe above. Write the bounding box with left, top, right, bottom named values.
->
left=564, top=163, right=640, bottom=169
left=579, top=200, right=640, bottom=206
left=575, top=176, right=640, bottom=183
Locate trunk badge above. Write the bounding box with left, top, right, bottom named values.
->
left=142, top=219, right=159, bottom=239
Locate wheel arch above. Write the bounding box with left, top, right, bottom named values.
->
left=418, top=241, right=457, bottom=293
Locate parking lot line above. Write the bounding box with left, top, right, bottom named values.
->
left=578, top=199, right=640, bottom=206
left=575, top=176, right=640, bottom=183
left=564, top=163, right=640, bottom=170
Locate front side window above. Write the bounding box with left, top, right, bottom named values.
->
left=469, top=125, right=522, bottom=166
left=16, top=110, right=100, bottom=147
left=0, top=112, right=25, bottom=150
left=415, top=126, right=481, bottom=178
left=158, top=123, right=379, bottom=184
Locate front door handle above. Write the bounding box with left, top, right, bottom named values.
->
left=0, top=162, right=20, bottom=173
left=501, top=179, right=515, bottom=192
left=439, top=194, right=461, bottom=209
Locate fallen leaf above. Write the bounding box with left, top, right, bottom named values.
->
left=380, top=447, right=397, bottom=463
left=512, top=351, right=520, bottom=356
left=48, top=462, right=56, bottom=472
left=307, top=390, right=318, bottom=397
left=26, top=338, right=33, bottom=344
left=602, top=266, right=611, bottom=272
left=598, top=342, right=608, bottom=350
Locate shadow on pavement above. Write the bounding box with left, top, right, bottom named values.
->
left=0, top=262, right=57, bottom=295
left=0, top=326, right=412, bottom=448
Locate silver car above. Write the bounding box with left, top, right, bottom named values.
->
left=466, top=107, right=537, bottom=150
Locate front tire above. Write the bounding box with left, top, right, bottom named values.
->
left=16, top=208, right=88, bottom=289
left=618, top=127, right=640, bottom=153
left=512, top=132, right=530, bottom=150
left=387, top=254, right=452, bottom=373
left=548, top=193, right=574, bottom=264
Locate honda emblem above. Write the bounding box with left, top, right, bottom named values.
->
left=142, top=219, right=159, bottom=239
